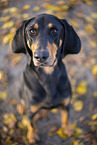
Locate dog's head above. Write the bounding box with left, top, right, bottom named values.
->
left=12, top=14, right=81, bottom=67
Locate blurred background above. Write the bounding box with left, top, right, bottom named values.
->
left=0, top=0, right=97, bottom=145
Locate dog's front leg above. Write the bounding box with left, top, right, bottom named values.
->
left=27, top=105, right=49, bottom=144
left=27, top=106, right=42, bottom=144
left=59, top=105, right=74, bottom=137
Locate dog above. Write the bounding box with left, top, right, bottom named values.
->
left=12, top=13, right=81, bottom=143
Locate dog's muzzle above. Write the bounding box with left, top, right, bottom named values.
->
left=34, top=50, right=49, bottom=63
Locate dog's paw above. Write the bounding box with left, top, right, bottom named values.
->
left=62, top=122, right=74, bottom=137
left=27, top=125, right=40, bottom=144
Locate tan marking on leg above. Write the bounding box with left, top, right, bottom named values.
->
left=27, top=122, right=34, bottom=143
left=30, top=105, right=40, bottom=113
left=34, top=23, right=39, bottom=29
left=32, top=109, right=48, bottom=125
left=60, top=108, right=74, bottom=136
left=29, top=109, right=49, bottom=143
left=60, top=109, right=68, bottom=128
left=48, top=23, right=53, bottom=28
left=27, top=120, right=40, bottom=143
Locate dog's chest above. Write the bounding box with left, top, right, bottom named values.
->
left=22, top=65, right=71, bottom=106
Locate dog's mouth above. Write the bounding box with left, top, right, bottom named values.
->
left=33, top=58, right=57, bottom=67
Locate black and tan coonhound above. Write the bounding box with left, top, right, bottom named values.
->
left=12, top=13, right=81, bottom=143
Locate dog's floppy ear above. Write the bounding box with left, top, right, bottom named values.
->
left=12, top=17, right=35, bottom=54
left=12, top=20, right=27, bottom=54
left=61, top=19, right=81, bottom=58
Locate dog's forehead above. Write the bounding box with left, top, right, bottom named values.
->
left=27, top=14, right=62, bottom=28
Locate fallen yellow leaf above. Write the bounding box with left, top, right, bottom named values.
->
left=90, top=40, right=97, bottom=48
left=33, top=6, right=41, bottom=11
left=92, top=113, right=97, bottom=120
left=93, top=92, right=97, bottom=97
left=73, top=140, right=84, bottom=145
left=88, top=120, right=97, bottom=126
left=70, top=20, right=79, bottom=28
left=85, top=24, right=95, bottom=34
left=91, top=12, right=97, bottom=19
left=45, top=4, right=61, bottom=12
left=55, top=13, right=64, bottom=19
left=9, top=129, right=14, bottom=135
left=4, top=113, right=17, bottom=127
left=76, top=81, right=88, bottom=95
left=21, top=116, right=30, bottom=127
left=0, top=16, right=10, bottom=22
left=72, top=123, right=83, bottom=137
left=17, top=104, right=25, bottom=114
left=61, top=4, right=69, bottom=11
left=85, top=16, right=94, bottom=23
left=77, top=87, right=86, bottom=95
left=0, top=71, right=3, bottom=80
left=3, top=7, right=18, bottom=14
left=73, top=140, right=80, bottom=145
left=92, top=65, right=97, bottom=75
left=0, top=91, right=7, bottom=100
left=22, top=13, right=29, bottom=19
left=73, top=101, right=83, bottom=112
left=56, top=128, right=68, bottom=139
left=3, top=32, right=14, bottom=44
left=23, top=5, right=30, bottom=10
left=6, top=136, right=12, bottom=144
left=45, top=10, right=54, bottom=14
left=2, top=21, right=14, bottom=29
left=10, top=27, right=16, bottom=33
left=85, top=0, right=93, bottom=5
left=70, top=0, right=77, bottom=5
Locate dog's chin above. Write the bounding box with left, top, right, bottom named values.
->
left=33, top=59, right=57, bottom=67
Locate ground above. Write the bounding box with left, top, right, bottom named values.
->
left=0, top=0, right=97, bottom=145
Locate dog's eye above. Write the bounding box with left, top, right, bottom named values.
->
left=50, top=28, right=58, bottom=35
left=30, top=29, right=37, bottom=35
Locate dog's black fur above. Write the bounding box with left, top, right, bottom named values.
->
left=12, top=13, right=81, bottom=142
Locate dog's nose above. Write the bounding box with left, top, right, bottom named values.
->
left=34, top=50, right=49, bottom=62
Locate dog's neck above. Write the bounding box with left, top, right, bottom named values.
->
left=28, top=60, right=62, bottom=85
left=42, top=66, right=54, bottom=74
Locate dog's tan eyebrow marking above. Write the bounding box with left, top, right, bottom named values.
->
left=48, top=23, right=53, bottom=28
left=34, top=23, right=39, bottom=29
